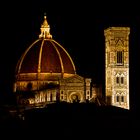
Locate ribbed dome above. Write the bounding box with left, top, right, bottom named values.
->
left=16, top=39, right=76, bottom=74
left=15, top=15, right=76, bottom=81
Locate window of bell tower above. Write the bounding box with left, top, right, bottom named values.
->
left=117, top=51, right=123, bottom=65
left=121, top=96, right=124, bottom=102
left=121, top=77, right=124, bottom=84
left=116, top=77, right=119, bottom=84
left=116, top=95, right=119, bottom=102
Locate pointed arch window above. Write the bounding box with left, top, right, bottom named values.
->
left=121, top=77, right=124, bottom=84
left=116, top=74, right=125, bottom=85
left=116, top=95, right=119, bottom=102
left=116, top=77, right=119, bottom=84
left=121, top=95, right=124, bottom=102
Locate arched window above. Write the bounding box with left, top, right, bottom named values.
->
left=116, top=95, right=119, bottom=102
left=121, top=77, right=124, bottom=84
left=116, top=77, right=119, bottom=84
left=121, top=96, right=124, bottom=102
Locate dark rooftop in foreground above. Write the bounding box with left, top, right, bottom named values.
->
left=0, top=102, right=137, bottom=132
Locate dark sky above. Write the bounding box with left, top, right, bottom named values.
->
left=0, top=0, right=139, bottom=107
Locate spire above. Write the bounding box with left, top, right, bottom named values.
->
left=39, top=14, right=52, bottom=39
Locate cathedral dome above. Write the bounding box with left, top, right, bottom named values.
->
left=16, top=16, right=76, bottom=81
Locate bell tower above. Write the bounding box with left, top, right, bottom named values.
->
left=104, top=27, right=130, bottom=109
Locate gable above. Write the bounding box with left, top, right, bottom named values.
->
left=62, top=74, right=84, bottom=83
left=116, top=39, right=124, bottom=47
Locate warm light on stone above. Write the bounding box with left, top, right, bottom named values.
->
left=39, top=15, right=52, bottom=39
left=104, top=27, right=130, bottom=109
left=13, top=15, right=101, bottom=108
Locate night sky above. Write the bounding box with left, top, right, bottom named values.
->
left=0, top=0, right=139, bottom=108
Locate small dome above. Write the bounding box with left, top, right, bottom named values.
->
left=15, top=15, right=76, bottom=81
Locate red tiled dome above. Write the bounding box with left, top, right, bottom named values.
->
left=16, top=39, right=76, bottom=75
left=15, top=15, right=76, bottom=81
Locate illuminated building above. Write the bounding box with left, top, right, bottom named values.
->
left=13, top=15, right=99, bottom=108
left=104, top=27, right=130, bottom=109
